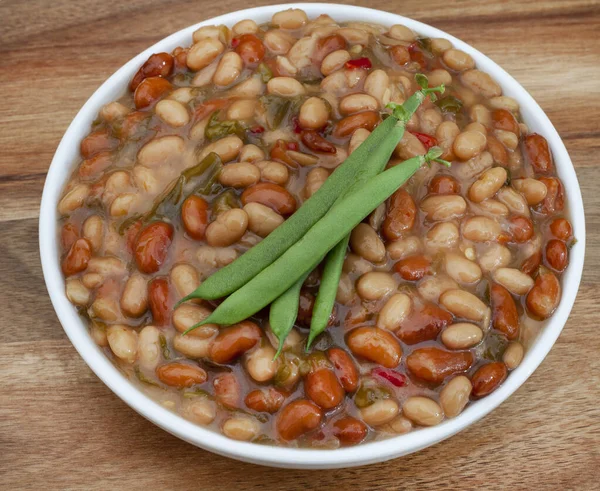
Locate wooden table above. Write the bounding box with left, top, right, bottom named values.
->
left=1, top=0, right=599, bottom=488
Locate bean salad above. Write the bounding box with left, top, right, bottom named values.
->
left=57, top=8, right=573, bottom=447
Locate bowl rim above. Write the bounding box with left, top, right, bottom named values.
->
left=39, top=2, right=586, bottom=469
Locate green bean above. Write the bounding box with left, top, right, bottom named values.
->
left=184, top=149, right=447, bottom=333
left=269, top=272, right=310, bottom=358
left=257, top=62, right=273, bottom=83
left=307, top=237, right=348, bottom=349
left=180, top=77, right=444, bottom=303
left=204, top=111, right=246, bottom=141
left=182, top=152, right=221, bottom=180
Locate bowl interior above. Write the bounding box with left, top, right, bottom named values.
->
left=39, top=2, right=585, bottom=469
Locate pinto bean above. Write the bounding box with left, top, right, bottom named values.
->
left=503, top=341, right=524, bottom=370
left=377, top=293, right=412, bottom=331
left=299, top=97, right=330, bottom=129
left=469, top=167, right=507, bottom=203
left=350, top=223, right=386, bottom=263
left=244, top=202, right=284, bottom=237
left=443, top=49, right=474, bottom=71
left=417, top=275, right=459, bottom=303
left=120, top=273, right=148, bottom=318
left=333, top=111, right=380, bottom=138
left=525, top=133, right=553, bottom=174
left=444, top=253, right=482, bottom=285
left=441, top=323, right=483, bottom=349
left=493, top=268, right=534, bottom=295
left=209, top=321, right=262, bottom=364
left=187, top=38, right=224, bottom=71
left=346, top=327, right=402, bottom=368
left=453, top=131, right=487, bottom=161
left=156, top=362, right=207, bottom=388
left=106, top=325, right=138, bottom=363
left=245, top=387, right=287, bottom=413
left=155, top=99, right=189, bottom=127
left=471, top=362, right=507, bottom=397
left=222, top=417, right=260, bottom=441
left=360, top=400, right=400, bottom=427
left=321, top=49, right=351, bottom=76
left=327, top=348, right=359, bottom=392
left=62, top=238, right=92, bottom=276
left=356, top=272, right=396, bottom=301
left=301, top=130, right=336, bottom=153
left=402, top=397, right=444, bottom=426
left=536, top=177, right=564, bottom=216
left=421, top=195, right=467, bottom=221
left=213, top=52, right=243, bottom=86
left=440, top=375, right=472, bottom=418
left=253, top=160, right=289, bottom=185
left=382, top=189, right=416, bottom=240
left=435, top=121, right=460, bottom=159
left=239, top=144, right=265, bottom=163
left=490, top=283, right=519, bottom=340
left=462, top=216, right=503, bottom=242
left=246, top=345, right=279, bottom=382
left=440, top=289, right=487, bottom=322
left=424, top=222, right=460, bottom=252
left=277, top=399, right=322, bottom=441
left=305, top=368, right=345, bottom=409
left=65, top=279, right=90, bottom=306
left=406, top=347, right=474, bottom=384
left=137, top=325, right=161, bottom=368
left=272, top=8, right=309, bottom=29
left=173, top=329, right=217, bottom=359
left=387, top=236, right=422, bottom=260
left=199, top=135, right=244, bottom=162
left=477, top=243, right=511, bottom=273
left=173, top=305, right=217, bottom=337
left=241, top=183, right=297, bottom=215
left=395, top=131, right=426, bottom=160
left=58, top=184, right=90, bottom=215
left=205, top=208, right=248, bottom=247
left=396, top=302, right=453, bottom=345
left=526, top=267, right=561, bottom=319
left=213, top=372, right=241, bottom=408
left=394, top=255, right=431, bottom=281
left=219, top=162, right=261, bottom=188
left=497, top=187, right=530, bottom=217
left=267, top=76, right=306, bottom=97
left=170, top=263, right=199, bottom=300
left=233, top=19, right=258, bottom=36
left=138, top=136, right=184, bottom=167
left=460, top=69, right=502, bottom=98
left=134, top=222, right=173, bottom=274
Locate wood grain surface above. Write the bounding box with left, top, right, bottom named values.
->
left=1, top=0, right=599, bottom=489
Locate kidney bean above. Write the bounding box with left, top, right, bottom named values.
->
left=406, top=347, right=474, bottom=384
left=305, top=368, right=345, bottom=409
left=61, top=222, right=79, bottom=250
left=382, top=189, right=416, bottom=240
left=521, top=250, right=542, bottom=276
left=333, top=111, right=380, bottom=138
left=181, top=196, right=209, bottom=240
left=439, top=375, right=472, bottom=418
left=471, top=362, right=507, bottom=397
left=134, top=76, right=173, bottom=109
left=130, top=52, right=174, bottom=91
left=402, top=396, right=444, bottom=426
left=536, top=177, right=564, bottom=216
left=313, top=34, right=346, bottom=63
left=241, top=182, right=297, bottom=215
left=428, top=175, right=460, bottom=195
left=245, top=388, right=287, bottom=413
left=396, top=302, right=453, bottom=345
left=134, top=221, right=173, bottom=274
left=525, top=133, right=553, bottom=174
left=346, top=327, right=402, bottom=368
left=213, top=372, right=241, bottom=408
left=394, top=255, right=431, bottom=281
left=491, top=283, right=519, bottom=340
left=148, top=277, right=171, bottom=326
left=492, top=108, right=520, bottom=136
left=156, top=362, right=207, bottom=388
left=209, top=321, right=262, bottom=364
left=277, top=399, right=323, bottom=441
left=526, top=267, right=561, bottom=319
left=233, top=34, right=264, bottom=67
left=327, top=348, right=359, bottom=392
left=62, top=238, right=92, bottom=276
left=80, top=129, right=117, bottom=159
left=549, top=218, right=573, bottom=241
left=507, top=215, right=534, bottom=243
left=301, top=130, right=336, bottom=153
left=333, top=417, right=368, bottom=446
left=545, top=239, right=568, bottom=272
left=78, top=151, right=113, bottom=179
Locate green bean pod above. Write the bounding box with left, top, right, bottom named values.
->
left=183, top=155, right=427, bottom=333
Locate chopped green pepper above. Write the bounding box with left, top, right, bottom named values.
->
left=257, top=62, right=273, bottom=83
left=435, top=95, right=464, bottom=114
left=212, top=189, right=240, bottom=215
left=205, top=111, right=247, bottom=141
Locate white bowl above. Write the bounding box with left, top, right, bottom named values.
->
left=39, top=3, right=586, bottom=469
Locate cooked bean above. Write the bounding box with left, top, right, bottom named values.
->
left=137, top=325, right=161, bottom=368
left=272, top=8, right=308, bottom=29
left=253, top=160, right=288, bottom=185
left=333, top=111, right=380, bottom=138
left=443, top=49, right=474, bottom=71
left=170, top=264, right=199, bottom=301
left=440, top=289, right=487, bottom=322
left=137, top=135, right=184, bottom=167
left=439, top=376, right=472, bottom=418
left=134, top=77, right=173, bottom=109
left=549, top=218, right=573, bottom=241
left=469, top=167, right=507, bottom=203
left=420, top=108, right=443, bottom=136
left=382, top=189, right=416, bottom=240
left=243, top=202, right=284, bottom=237
left=196, top=245, right=238, bottom=269
left=173, top=304, right=218, bottom=337
left=227, top=99, right=256, bottom=120
left=155, top=99, right=189, bottom=127
left=361, top=399, right=399, bottom=426
left=184, top=398, right=216, bottom=425
left=471, top=362, right=507, bottom=397
left=396, top=302, right=453, bottom=345
left=441, top=323, right=483, bottom=349
left=82, top=215, right=103, bottom=251
left=187, top=38, right=224, bottom=71
left=321, top=50, right=351, bottom=76
left=491, top=283, right=519, bottom=340
left=241, top=182, right=296, bottom=215
left=377, top=293, right=412, bottom=331
left=394, top=255, right=431, bottom=281
left=333, top=417, right=368, bottom=446
left=305, top=368, right=344, bottom=409
left=213, top=372, right=241, bottom=408
left=445, top=253, right=482, bottom=284
left=298, top=97, right=329, bottom=129
left=120, top=273, right=148, bottom=318
left=173, top=327, right=217, bottom=358
left=246, top=345, right=279, bottom=382
left=462, top=216, right=502, bottom=242
left=493, top=268, right=534, bottom=295
left=346, top=327, right=401, bottom=368
left=349, top=223, right=386, bottom=263
left=233, top=19, right=258, bottom=35
left=65, top=278, right=90, bottom=306
left=461, top=69, right=502, bottom=98
left=58, top=184, right=90, bottom=215
left=157, top=362, right=207, bottom=388
left=134, top=221, right=173, bottom=274
left=205, top=208, right=248, bottom=247
left=106, top=325, right=138, bottom=364
left=503, top=341, right=524, bottom=370
left=508, top=215, right=534, bottom=243
left=356, top=272, right=396, bottom=301
left=364, top=69, right=390, bottom=105
left=427, top=68, right=452, bottom=87
left=199, top=135, right=243, bottom=162
left=327, top=348, right=359, bottom=392
left=387, top=236, right=422, bottom=260
left=239, top=144, right=265, bottom=163
left=403, top=397, right=444, bottom=426
left=418, top=275, right=459, bottom=303
left=222, top=417, right=260, bottom=441
left=421, top=195, right=467, bottom=221
left=477, top=243, right=511, bottom=273
left=453, top=130, right=487, bottom=161
left=219, top=162, right=261, bottom=188
left=425, top=222, right=460, bottom=251
left=277, top=399, right=322, bottom=441
left=209, top=321, right=262, bottom=364
left=395, top=131, right=426, bottom=160
left=513, top=178, right=547, bottom=206
left=235, top=34, right=265, bottom=66
left=407, top=347, right=474, bottom=384
left=181, top=196, right=209, bottom=241
left=213, top=52, right=243, bottom=87
left=62, top=238, right=92, bottom=276
left=267, top=77, right=306, bottom=97
left=525, top=133, right=553, bottom=174
left=526, top=267, right=561, bottom=319
left=91, top=295, right=120, bottom=321
left=340, top=94, right=379, bottom=116
left=264, top=29, right=294, bottom=54
left=545, top=239, right=568, bottom=272
left=245, top=387, right=286, bottom=413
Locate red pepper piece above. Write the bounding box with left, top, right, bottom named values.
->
left=345, top=57, right=372, bottom=70
left=410, top=131, right=438, bottom=150
left=231, top=38, right=240, bottom=48
left=372, top=367, right=407, bottom=387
